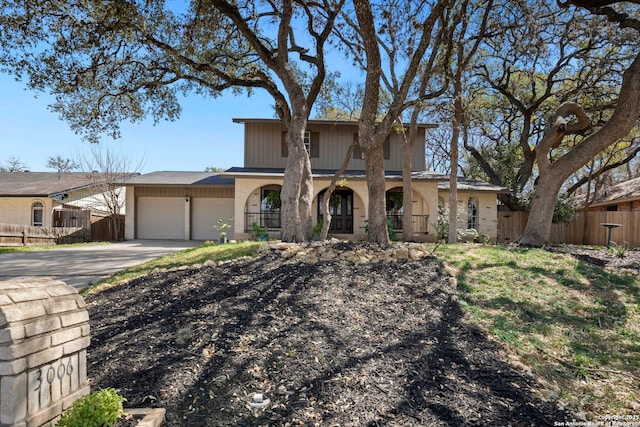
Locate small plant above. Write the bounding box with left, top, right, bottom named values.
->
left=432, top=211, right=449, bottom=241
left=264, top=190, right=281, bottom=210
left=56, top=388, right=126, bottom=427
left=431, top=206, right=466, bottom=242
left=251, top=222, right=268, bottom=241
left=214, top=217, right=233, bottom=242
left=387, top=218, right=397, bottom=242
left=606, top=241, right=628, bottom=258
left=312, top=219, right=324, bottom=240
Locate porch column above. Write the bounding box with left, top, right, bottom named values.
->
left=184, top=195, right=191, bottom=240
left=233, top=180, right=257, bottom=238
left=124, top=186, right=135, bottom=240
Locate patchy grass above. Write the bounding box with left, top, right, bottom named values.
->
left=435, top=244, right=640, bottom=417
left=82, top=241, right=261, bottom=295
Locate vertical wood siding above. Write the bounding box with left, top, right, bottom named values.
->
left=243, top=122, right=426, bottom=171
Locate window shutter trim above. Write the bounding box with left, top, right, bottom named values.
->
left=310, top=132, right=320, bottom=158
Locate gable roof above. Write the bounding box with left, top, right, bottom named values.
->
left=586, top=176, right=640, bottom=207
left=0, top=172, right=121, bottom=197
left=437, top=175, right=510, bottom=193
left=125, top=171, right=234, bottom=186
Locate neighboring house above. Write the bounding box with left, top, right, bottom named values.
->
left=0, top=172, right=129, bottom=229
left=577, top=176, right=640, bottom=212
left=125, top=118, right=507, bottom=242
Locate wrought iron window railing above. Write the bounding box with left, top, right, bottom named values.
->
left=386, top=214, right=430, bottom=234
left=245, top=212, right=282, bottom=231
left=245, top=212, right=429, bottom=234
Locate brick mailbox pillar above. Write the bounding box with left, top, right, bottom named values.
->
left=0, top=278, right=90, bottom=427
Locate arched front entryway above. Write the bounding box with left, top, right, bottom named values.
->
left=244, top=184, right=282, bottom=231
left=386, top=187, right=404, bottom=230
left=385, top=187, right=431, bottom=235
left=317, top=188, right=354, bottom=234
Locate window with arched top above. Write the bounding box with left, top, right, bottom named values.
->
left=467, top=197, right=478, bottom=230
left=260, top=185, right=281, bottom=229
left=32, top=201, right=44, bottom=227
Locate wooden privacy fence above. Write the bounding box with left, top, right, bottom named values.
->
left=90, top=214, right=125, bottom=241
left=498, top=211, right=640, bottom=248
left=0, top=223, right=88, bottom=246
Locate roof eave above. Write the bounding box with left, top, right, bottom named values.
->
left=232, top=117, right=438, bottom=129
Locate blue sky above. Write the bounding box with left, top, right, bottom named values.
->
left=0, top=73, right=277, bottom=173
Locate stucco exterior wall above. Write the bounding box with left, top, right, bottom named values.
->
left=125, top=186, right=135, bottom=240
left=437, top=191, right=499, bottom=240
left=233, top=177, right=445, bottom=240
left=0, top=197, right=57, bottom=228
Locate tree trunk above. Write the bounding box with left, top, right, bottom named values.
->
left=280, top=121, right=311, bottom=242
left=320, top=144, right=355, bottom=240
left=447, top=172, right=458, bottom=243
left=518, top=173, right=564, bottom=246
left=299, top=156, right=313, bottom=239
left=448, top=82, right=463, bottom=244
left=364, top=144, right=390, bottom=244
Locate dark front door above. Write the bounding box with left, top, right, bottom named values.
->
left=318, top=190, right=353, bottom=233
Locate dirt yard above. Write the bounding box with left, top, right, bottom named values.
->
left=83, top=242, right=630, bottom=426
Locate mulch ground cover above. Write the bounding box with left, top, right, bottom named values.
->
left=86, top=246, right=586, bottom=426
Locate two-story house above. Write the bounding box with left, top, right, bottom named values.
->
left=124, top=118, right=506, bottom=241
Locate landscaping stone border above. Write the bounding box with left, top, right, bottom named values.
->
left=257, top=239, right=437, bottom=264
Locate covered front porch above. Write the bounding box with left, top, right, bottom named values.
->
left=232, top=174, right=437, bottom=241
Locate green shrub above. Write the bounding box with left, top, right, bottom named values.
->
left=56, top=388, right=126, bottom=427
left=432, top=206, right=467, bottom=242
left=251, top=222, right=268, bottom=241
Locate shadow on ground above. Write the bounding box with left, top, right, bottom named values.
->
left=87, top=253, right=571, bottom=426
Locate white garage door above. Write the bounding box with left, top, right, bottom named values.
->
left=137, top=197, right=185, bottom=240
left=191, top=198, right=235, bottom=241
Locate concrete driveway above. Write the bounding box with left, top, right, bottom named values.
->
left=0, top=240, right=202, bottom=289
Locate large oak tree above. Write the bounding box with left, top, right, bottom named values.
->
left=467, top=1, right=631, bottom=210
left=519, top=1, right=640, bottom=245
left=341, top=0, right=452, bottom=243
left=0, top=0, right=344, bottom=242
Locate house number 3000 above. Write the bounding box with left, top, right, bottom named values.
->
left=34, top=360, right=73, bottom=391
